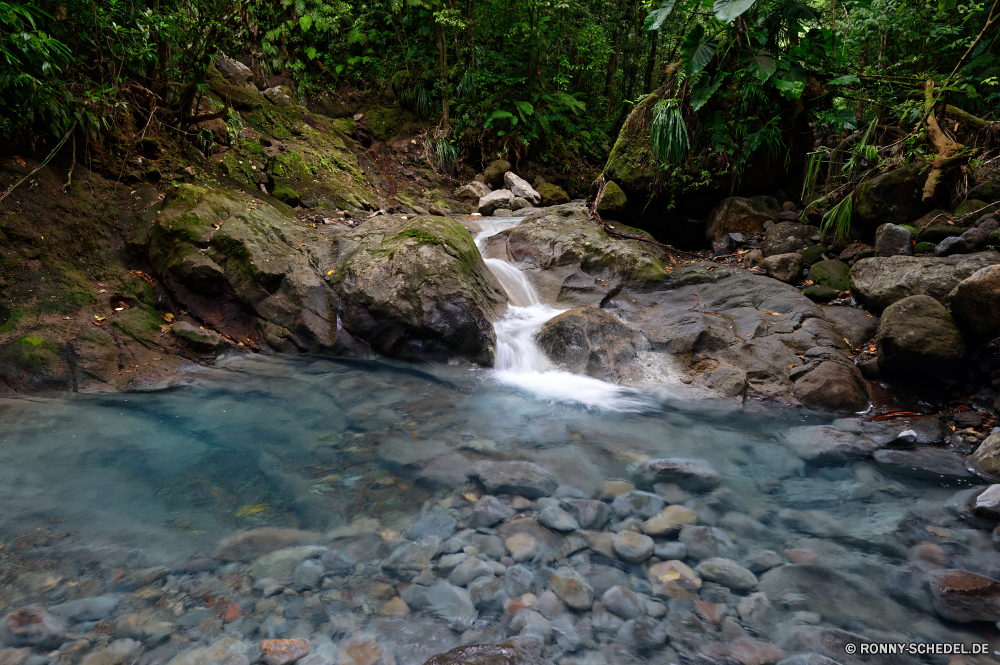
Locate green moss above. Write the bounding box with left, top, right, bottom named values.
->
left=1, top=335, right=58, bottom=372
left=602, top=88, right=664, bottom=196
left=368, top=107, right=403, bottom=142
left=914, top=241, right=937, bottom=254
left=110, top=306, right=162, bottom=347
left=332, top=118, right=356, bottom=136
left=801, top=245, right=827, bottom=268
left=272, top=186, right=301, bottom=207
left=0, top=307, right=20, bottom=335
left=536, top=182, right=570, bottom=206
left=597, top=181, right=628, bottom=215
left=243, top=139, right=263, bottom=155
left=36, top=267, right=100, bottom=314
left=807, top=259, right=850, bottom=291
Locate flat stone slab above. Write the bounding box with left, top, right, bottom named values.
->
left=873, top=447, right=977, bottom=485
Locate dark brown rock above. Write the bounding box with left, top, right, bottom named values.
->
left=928, top=568, right=1000, bottom=622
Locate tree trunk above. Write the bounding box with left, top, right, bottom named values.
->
left=643, top=30, right=659, bottom=92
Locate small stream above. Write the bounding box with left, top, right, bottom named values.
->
left=0, top=217, right=995, bottom=664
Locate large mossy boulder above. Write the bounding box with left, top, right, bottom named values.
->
left=536, top=183, right=570, bottom=207
left=848, top=253, right=1000, bottom=314
left=876, top=295, right=965, bottom=377
left=149, top=183, right=343, bottom=353
left=948, top=264, right=1000, bottom=337
left=706, top=196, right=780, bottom=242
left=969, top=179, right=1000, bottom=203
left=602, top=86, right=666, bottom=198
left=854, top=162, right=934, bottom=233
left=334, top=215, right=508, bottom=365
left=535, top=307, right=649, bottom=383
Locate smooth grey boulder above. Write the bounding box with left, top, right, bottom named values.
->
left=427, top=581, right=478, bottom=630
left=504, top=172, right=542, bottom=205
left=949, top=264, right=1000, bottom=336
left=694, top=558, right=758, bottom=590
left=849, top=253, right=1000, bottom=314
left=875, top=223, right=913, bottom=257
left=467, top=460, right=558, bottom=499
left=934, top=236, right=968, bottom=256
left=454, top=181, right=491, bottom=205
left=876, top=295, right=965, bottom=377
left=763, top=222, right=819, bottom=257
left=763, top=253, right=804, bottom=283
left=631, top=458, right=721, bottom=492
left=478, top=189, right=515, bottom=216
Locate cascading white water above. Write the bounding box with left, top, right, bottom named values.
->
left=473, top=217, right=656, bottom=411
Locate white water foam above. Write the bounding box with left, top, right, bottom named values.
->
left=474, top=218, right=658, bottom=412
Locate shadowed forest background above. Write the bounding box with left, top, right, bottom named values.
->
left=2, top=0, right=998, bottom=214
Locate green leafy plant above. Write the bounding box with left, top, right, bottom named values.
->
left=651, top=99, right=689, bottom=168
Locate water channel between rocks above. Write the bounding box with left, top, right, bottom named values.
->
left=0, top=217, right=996, bottom=665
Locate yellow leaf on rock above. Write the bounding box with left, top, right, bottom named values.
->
left=235, top=504, right=268, bottom=517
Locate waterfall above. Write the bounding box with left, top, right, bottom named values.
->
left=473, top=217, right=656, bottom=411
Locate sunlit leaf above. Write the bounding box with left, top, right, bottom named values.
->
left=713, top=0, right=756, bottom=23
left=644, top=0, right=678, bottom=30
left=299, top=15, right=312, bottom=31
left=305, top=46, right=317, bottom=60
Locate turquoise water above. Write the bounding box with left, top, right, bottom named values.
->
left=0, top=354, right=995, bottom=660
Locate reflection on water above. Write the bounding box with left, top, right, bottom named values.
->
left=0, top=356, right=996, bottom=661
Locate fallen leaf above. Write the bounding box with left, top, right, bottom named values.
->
left=115, top=307, right=125, bottom=311
left=94, top=315, right=106, bottom=321
left=327, top=269, right=335, bottom=275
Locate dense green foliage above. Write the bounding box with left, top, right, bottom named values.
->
left=1, top=0, right=997, bottom=182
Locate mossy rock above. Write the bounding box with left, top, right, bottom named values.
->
left=955, top=199, right=989, bottom=216
left=0, top=334, right=62, bottom=390
left=854, top=162, right=934, bottom=231
left=917, top=224, right=964, bottom=244
left=807, top=259, right=850, bottom=291
left=483, top=160, right=511, bottom=187
left=802, top=285, right=839, bottom=302
left=914, top=241, right=937, bottom=254
left=336, top=215, right=508, bottom=365
left=481, top=202, right=667, bottom=292
left=537, top=182, right=570, bottom=207
left=989, top=230, right=1000, bottom=246
left=332, top=118, right=356, bottom=136
left=272, top=186, right=301, bottom=207
left=597, top=181, right=628, bottom=217
left=801, top=245, right=827, bottom=268
left=602, top=86, right=666, bottom=198
left=149, top=182, right=343, bottom=353
left=368, top=107, right=403, bottom=142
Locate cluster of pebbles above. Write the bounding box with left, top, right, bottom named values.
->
left=2, top=453, right=999, bottom=665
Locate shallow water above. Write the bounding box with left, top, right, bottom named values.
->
left=0, top=356, right=996, bottom=648
left=0, top=217, right=996, bottom=663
